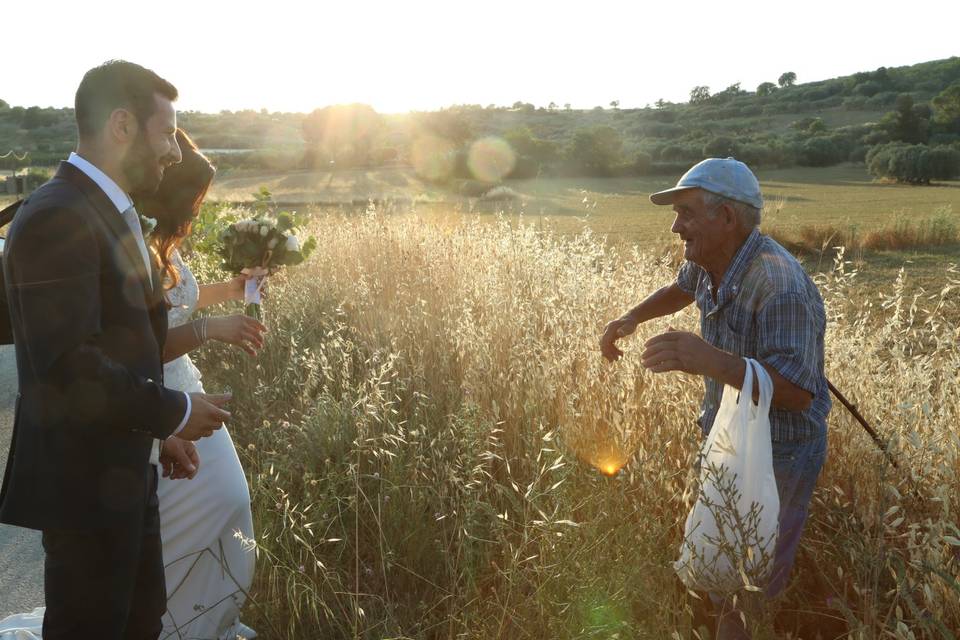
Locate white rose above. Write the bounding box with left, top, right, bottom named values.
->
left=260, top=225, right=269, bottom=237
left=285, top=235, right=300, bottom=252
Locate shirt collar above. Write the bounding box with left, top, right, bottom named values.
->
left=67, top=152, right=133, bottom=215
left=716, top=227, right=763, bottom=295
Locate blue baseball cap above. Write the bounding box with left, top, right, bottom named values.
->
left=650, top=157, right=763, bottom=210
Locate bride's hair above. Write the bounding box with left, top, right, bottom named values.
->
left=137, top=128, right=215, bottom=291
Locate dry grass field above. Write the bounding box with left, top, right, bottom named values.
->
left=186, top=203, right=959, bottom=639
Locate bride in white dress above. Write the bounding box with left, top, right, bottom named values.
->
left=158, top=248, right=260, bottom=640
left=148, top=129, right=266, bottom=640
left=0, top=130, right=265, bottom=640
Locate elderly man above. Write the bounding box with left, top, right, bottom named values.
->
left=600, top=158, right=831, bottom=638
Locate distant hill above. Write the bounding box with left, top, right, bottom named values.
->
left=2, top=57, right=959, bottom=181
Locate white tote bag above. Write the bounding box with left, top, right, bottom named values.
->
left=675, top=358, right=780, bottom=593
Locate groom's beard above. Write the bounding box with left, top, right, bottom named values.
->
left=124, top=131, right=166, bottom=197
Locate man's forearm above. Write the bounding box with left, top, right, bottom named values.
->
left=50, top=343, right=189, bottom=439
left=705, top=348, right=813, bottom=412
left=625, top=283, right=694, bottom=324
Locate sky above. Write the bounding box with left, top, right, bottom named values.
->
left=5, top=0, right=959, bottom=115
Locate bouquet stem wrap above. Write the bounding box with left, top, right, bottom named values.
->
left=241, top=266, right=269, bottom=321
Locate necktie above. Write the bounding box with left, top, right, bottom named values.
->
left=121, top=205, right=153, bottom=290
left=123, top=204, right=163, bottom=465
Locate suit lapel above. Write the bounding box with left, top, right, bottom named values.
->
left=56, top=163, right=155, bottom=306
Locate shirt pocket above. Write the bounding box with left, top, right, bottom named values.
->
left=719, top=307, right=758, bottom=357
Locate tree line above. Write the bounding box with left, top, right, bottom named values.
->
left=2, top=57, right=959, bottom=184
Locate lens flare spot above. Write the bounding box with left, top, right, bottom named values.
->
left=467, top=137, right=516, bottom=183
left=412, top=135, right=456, bottom=182
left=594, top=454, right=628, bottom=477
left=589, top=444, right=629, bottom=477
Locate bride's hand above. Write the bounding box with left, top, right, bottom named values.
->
left=208, top=315, right=267, bottom=356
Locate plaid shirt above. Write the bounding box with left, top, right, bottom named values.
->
left=676, top=228, right=831, bottom=442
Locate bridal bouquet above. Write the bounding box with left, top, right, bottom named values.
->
left=217, top=211, right=317, bottom=320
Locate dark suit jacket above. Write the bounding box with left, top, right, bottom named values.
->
left=0, top=162, right=187, bottom=531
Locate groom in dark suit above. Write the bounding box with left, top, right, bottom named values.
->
left=1, top=61, right=233, bottom=639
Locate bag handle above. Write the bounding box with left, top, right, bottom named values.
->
left=743, top=358, right=773, bottom=416
left=738, top=356, right=755, bottom=410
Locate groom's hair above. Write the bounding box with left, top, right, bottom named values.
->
left=75, top=60, right=178, bottom=138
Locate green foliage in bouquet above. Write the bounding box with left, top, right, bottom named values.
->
left=217, top=210, right=317, bottom=275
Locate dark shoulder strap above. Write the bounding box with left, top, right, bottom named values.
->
left=1, top=199, right=22, bottom=230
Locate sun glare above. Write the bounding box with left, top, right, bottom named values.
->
left=592, top=451, right=629, bottom=477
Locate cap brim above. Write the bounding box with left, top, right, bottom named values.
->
left=649, top=186, right=696, bottom=206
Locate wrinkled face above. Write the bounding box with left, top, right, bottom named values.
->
left=124, top=93, right=182, bottom=196
left=669, top=188, right=728, bottom=267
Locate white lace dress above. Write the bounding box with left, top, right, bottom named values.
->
left=0, top=250, right=256, bottom=640
left=156, top=250, right=256, bottom=640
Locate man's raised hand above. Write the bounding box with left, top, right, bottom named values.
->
left=600, top=315, right=638, bottom=362
left=640, top=328, right=719, bottom=376
left=179, top=393, right=232, bottom=441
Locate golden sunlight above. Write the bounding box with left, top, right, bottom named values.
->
left=591, top=450, right=629, bottom=477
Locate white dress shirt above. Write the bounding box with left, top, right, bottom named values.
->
left=66, top=153, right=191, bottom=464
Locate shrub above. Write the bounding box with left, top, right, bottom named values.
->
left=633, top=151, right=653, bottom=175
left=640, top=122, right=685, bottom=139
left=756, top=82, right=777, bottom=97
left=843, top=96, right=868, bottom=111
left=798, top=137, right=847, bottom=167
left=848, top=145, right=869, bottom=163
left=925, top=146, right=960, bottom=180
left=867, top=142, right=960, bottom=183
left=565, top=126, right=624, bottom=176
left=702, top=136, right=741, bottom=158
left=866, top=91, right=898, bottom=110
left=854, top=81, right=883, bottom=97
left=656, top=144, right=683, bottom=162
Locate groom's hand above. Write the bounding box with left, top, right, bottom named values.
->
left=179, top=393, right=232, bottom=441
left=160, top=437, right=200, bottom=480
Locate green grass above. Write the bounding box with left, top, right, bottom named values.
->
left=205, top=163, right=960, bottom=291
left=209, top=164, right=959, bottom=239
left=6, top=164, right=959, bottom=290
